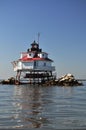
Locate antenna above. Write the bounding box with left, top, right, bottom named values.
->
left=38, top=32, right=40, bottom=45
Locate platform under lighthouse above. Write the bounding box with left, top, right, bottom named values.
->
left=12, top=40, right=56, bottom=84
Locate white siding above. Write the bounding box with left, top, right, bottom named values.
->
left=21, top=52, right=35, bottom=59
left=20, top=53, right=27, bottom=58
left=13, top=60, right=55, bottom=72
left=22, top=62, right=34, bottom=69
left=13, top=61, right=22, bottom=71
left=27, top=53, right=34, bottom=58
left=38, top=61, right=51, bottom=67
left=18, top=62, right=22, bottom=69
left=38, top=53, right=48, bottom=58
left=35, top=61, right=55, bottom=71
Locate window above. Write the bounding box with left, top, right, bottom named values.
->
left=34, top=61, right=36, bottom=67
left=29, top=53, right=31, bottom=56
left=34, top=61, right=38, bottom=67
left=42, top=54, right=44, bottom=57
left=44, top=63, right=46, bottom=66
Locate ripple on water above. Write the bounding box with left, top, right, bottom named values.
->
left=0, top=84, right=86, bottom=129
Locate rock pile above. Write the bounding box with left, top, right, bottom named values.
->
left=55, top=73, right=83, bottom=86
left=1, top=73, right=83, bottom=86
left=1, top=77, right=15, bottom=84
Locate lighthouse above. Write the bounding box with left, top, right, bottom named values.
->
left=12, top=40, right=56, bottom=84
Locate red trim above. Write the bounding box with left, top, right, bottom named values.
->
left=20, top=57, right=53, bottom=62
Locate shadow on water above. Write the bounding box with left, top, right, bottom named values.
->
left=13, top=84, right=50, bottom=128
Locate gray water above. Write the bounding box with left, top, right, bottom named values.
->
left=0, top=82, right=86, bottom=129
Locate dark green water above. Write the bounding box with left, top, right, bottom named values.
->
left=0, top=82, right=86, bottom=129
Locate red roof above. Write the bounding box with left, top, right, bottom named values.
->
left=20, top=56, right=53, bottom=62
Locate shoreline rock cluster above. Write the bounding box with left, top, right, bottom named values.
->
left=1, top=77, right=15, bottom=85
left=53, top=73, right=83, bottom=86
left=1, top=73, right=83, bottom=86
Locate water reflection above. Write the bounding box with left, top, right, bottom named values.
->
left=0, top=84, right=86, bottom=129
left=13, top=85, right=47, bottom=128
left=13, top=85, right=81, bottom=128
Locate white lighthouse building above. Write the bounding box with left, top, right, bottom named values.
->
left=12, top=40, right=56, bottom=84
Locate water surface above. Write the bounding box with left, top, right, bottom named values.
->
left=0, top=82, right=86, bottom=129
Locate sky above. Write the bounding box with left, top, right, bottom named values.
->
left=0, top=0, right=86, bottom=79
